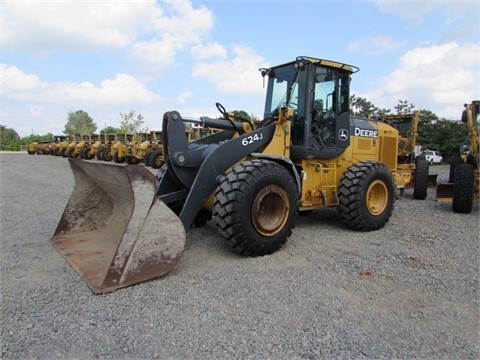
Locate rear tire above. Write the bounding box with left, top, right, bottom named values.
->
left=413, top=159, right=429, bottom=200
left=449, top=157, right=463, bottom=183
left=213, top=159, right=299, bottom=256
left=338, top=161, right=395, bottom=231
left=452, top=164, right=474, bottom=213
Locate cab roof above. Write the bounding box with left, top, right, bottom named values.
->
left=273, top=56, right=359, bottom=73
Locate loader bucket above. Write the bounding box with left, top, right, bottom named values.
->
left=51, top=159, right=186, bottom=293
left=436, top=183, right=454, bottom=203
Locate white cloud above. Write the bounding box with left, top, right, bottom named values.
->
left=176, top=90, right=193, bottom=104
left=363, top=42, right=479, bottom=119
left=191, top=42, right=227, bottom=60
left=192, top=46, right=267, bottom=95
left=2, top=65, right=161, bottom=105
left=348, top=35, right=407, bottom=55
left=1, top=0, right=163, bottom=53
left=1, top=64, right=43, bottom=91
left=2, top=0, right=216, bottom=79
left=1, top=65, right=165, bottom=136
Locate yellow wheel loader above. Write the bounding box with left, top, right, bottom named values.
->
left=52, top=56, right=429, bottom=293
left=436, top=100, right=479, bottom=212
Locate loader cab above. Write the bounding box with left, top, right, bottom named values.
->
left=262, top=56, right=357, bottom=159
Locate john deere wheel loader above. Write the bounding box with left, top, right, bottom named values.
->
left=52, top=56, right=428, bottom=293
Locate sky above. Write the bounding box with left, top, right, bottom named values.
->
left=1, top=0, right=479, bottom=137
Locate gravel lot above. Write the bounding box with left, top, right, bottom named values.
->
left=1, top=152, right=479, bottom=359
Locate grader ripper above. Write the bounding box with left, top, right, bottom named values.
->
left=52, top=56, right=429, bottom=293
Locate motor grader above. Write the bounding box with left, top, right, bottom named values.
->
left=27, top=140, right=51, bottom=155
left=49, top=135, right=70, bottom=156
left=437, top=100, right=479, bottom=213
left=79, top=133, right=106, bottom=160
left=52, top=56, right=429, bottom=293
left=111, top=133, right=136, bottom=163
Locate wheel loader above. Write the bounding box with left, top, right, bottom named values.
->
left=52, top=56, right=429, bottom=293
left=436, top=100, right=479, bottom=213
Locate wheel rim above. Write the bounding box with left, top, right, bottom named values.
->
left=366, top=180, right=388, bottom=216
left=252, top=184, right=290, bottom=236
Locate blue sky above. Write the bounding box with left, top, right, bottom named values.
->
left=1, top=0, right=479, bottom=137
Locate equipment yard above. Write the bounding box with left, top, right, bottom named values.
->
left=1, top=152, right=479, bottom=359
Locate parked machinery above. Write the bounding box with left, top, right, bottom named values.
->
left=111, top=133, right=136, bottom=163
left=437, top=100, right=479, bottom=213
left=51, top=56, right=429, bottom=293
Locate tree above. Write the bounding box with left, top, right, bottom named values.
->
left=0, top=125, right=21, bottom=150
left=394, top=100, right=416, bottom=114
left=63, top=110, right=97, bottom=135
left=350, top=94, right=390, bottom=117
left=119, top=110, right=146, bottom=133
left=101, top=126, right=122, bottom=134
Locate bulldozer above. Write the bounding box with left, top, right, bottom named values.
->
left=51, top=56, right=429, bottom=293
left=436, top=100, right=479, bottom=213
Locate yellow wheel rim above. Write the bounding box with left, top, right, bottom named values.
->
left=366, top=180, right=388, bottom=216
left=252, top=185, right=290, bottom=236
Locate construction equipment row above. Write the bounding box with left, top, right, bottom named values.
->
left=27, top=127, right=216, bottom=169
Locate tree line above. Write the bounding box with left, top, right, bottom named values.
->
left=0, top=98, right=470, bottom=160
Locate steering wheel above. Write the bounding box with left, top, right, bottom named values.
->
left=216, top=102, right=228, bottom=117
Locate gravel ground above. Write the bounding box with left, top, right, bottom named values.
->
left=1, top=152, right=479, bottom=359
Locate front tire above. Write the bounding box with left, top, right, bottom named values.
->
left=338, top=161, right=395, bottom=231
left=452, top=164, right=474, bottom=213
left=413, top=159, right=429, bottom=200
left=148, top=150, right=164, bottom=169
left=213, top=159, right=299, bottom=256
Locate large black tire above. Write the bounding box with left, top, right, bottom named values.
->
left=66, top=147, right=76, bottom=158
left=113, top=150, right=125, bottom=163
left=96, top=147, right=105, bottom=161
left=79, top=147, right=87, bottom=159
left=449, top=157, right=464, bottom=183
left=103, top=150, right=113, bottom=161
left=452, top=164, right=474, bottom=213
left=213, top=159, right=299, bottom=256
left=144, top=150, right=153, bottom=166
left=126, top=155, right=139, bottom=165
left=338, top=161, right=395, bottom=231
left=413, top=159, right=429, bottom=200
left=148, top=150, right=164, bottom=169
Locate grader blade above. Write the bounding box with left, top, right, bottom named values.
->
left=51, top=159, right=186, bottom=293
left=436, top=183, right=454, bottom=203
